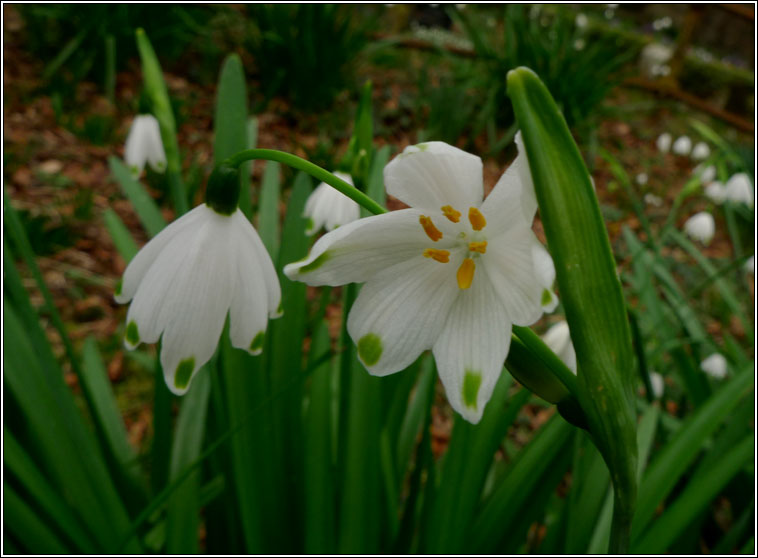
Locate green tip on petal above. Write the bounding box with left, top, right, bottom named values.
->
left=541, top=288, right=553, bottom=307
left=416, top=143, right=429, bottom=152
left=174, top=357, right=196, bottom=390
left=125, top=320, right=140, bottom=346
left=463, top=369, right=482, bottom=409
left=115, top=278, right=123, bottom=296
left=249, top=331, right=265, bottom=353
left=304, top=217, right=315, bottom=233
left=357, top=333, right=382, bottom=367
left=299, top=250, right=331, bottom=274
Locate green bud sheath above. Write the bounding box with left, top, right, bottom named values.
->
left=206, top=164, right=241, bottom=215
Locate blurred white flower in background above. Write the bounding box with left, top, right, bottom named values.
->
left=724, top=173, right=754, bottom=208
left=691, top=142, right=710, bottom=161
left=649, top=371, right=664, bottom=398
left=683, top=212, right=715, bottom=244
left=575, top=13, right=588, bottom=29
left=640, top=43, right=673, bottom=79
left=744, top=256, right=754, bottom=274
left=694, top=164, right=717, bottom=184
left=303, top=172, right=361, bottom=235
left=652, top=16, right=673, bottom=31
left=700, top=353, right=728, bottom=379
left=541, top=321, right=577, bottom=374
left=704, top=182, right=727, bottom=204
left=672, top=135, right=692, bottom=156
left=644, top=193, right=663, bottom=207
left=635, top=172, right=648, bottom=185
left=656, top=133, right=672, bottom=153
left=574, top=38, right=586, bottom=51
left=125, top=114, right=167, bottom=178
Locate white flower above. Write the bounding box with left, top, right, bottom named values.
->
left=541, top=321, right=577, bottom=374
left=704, top=181, right=727, bottom=204
left=575, top=13, right=588, bottom=29
left=683, top=211, right=715, bottom=244
left=573, top=38, right=586, bottom=51
left=691, top=142, right=710, bottom=161
left=724, top=173, right=754, bottom=208
left=694, top=164, right=717, bottom=184
left=672, top=135, right=692, bottom=156
left=116, top=204, right=282, bottom=394
left=304, top=172, right=361, bottom=235
left=285, top=138, right=556, bottom=423
left=744, top=256, right=754, bottom=274
left=124, top=114, right=167, bottom=178
left=656, top=133, right=672, bottom=153
left=700, top=353, right=728, bottom=379
left=644, top=193, right=663, bottom=207
left=649, top=371, right=664, bottom=398
left=640, top=43, right=673, bottom=79
left=635, top=172, right=648, bottom=186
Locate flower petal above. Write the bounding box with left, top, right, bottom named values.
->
left=233, top=209, right=282, bottom=318
left=384, top=142, right=483, bottom=211
left=432, top=275, right=512, bottom=424
left=284, top=209, right=453, bottom=286
left=480, top=132, right=537, bottom=233
left=481, top=226, right=546, bottom=326
left=347, top=254, right=461, bottom=376
left=124, top=116, right=148, bottom=177
left=532, top=240, right=559, bottom=313
left=115, top=204, right=208, bottom=304
left=145, top=116, right=167, bottom=173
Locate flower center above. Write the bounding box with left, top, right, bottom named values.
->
left=419, top=205, right=489, bottom=290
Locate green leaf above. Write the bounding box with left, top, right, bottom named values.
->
left=508, top=67, right=636, bottom=552
left=165, top=367, right=211, bottom=553
left=103, top=208, right=138, bottom=262
left=108, top=156, right=166, bottom=237
left=213, top=53, right=250, bottom=216
left=4, top=483, right=70, bottom=553
left=135, top=28, right=187, bottom=214
left=257, top=161, right=281, bottom=261
left=633, top=434, right=754, bottom=553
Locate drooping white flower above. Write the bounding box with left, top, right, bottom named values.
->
left=124, top=114, right=167, bottom=178
left=635, top=172, right=648, bottom=186
left=704, top=181, right=727, bottom=204
left=649, top=371, right=664, bottom=398
left=672, top=135, right=692, bottom=156
left=744, top=256, right=754, bottom=274
left=694, top=164, right=717, bottom=184
left=304, top=172, right=361, bottom=235
left=285, top=138, right=556, bottom=423
left=644, top=193, right=663, bottom=207
left=541, top=321, right=577, bottom=374
left=116, top=204, right=282, bottom=394
left=683, top=211, right=715, bottom=244
left=691, top=141, right=710, bottom=161
left=656, top=133, right=672, bottom=153
left=724, top=173, right=754, bottom=208
left=700, top=353, right=728, bottom=379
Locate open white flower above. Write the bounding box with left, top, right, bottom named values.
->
left=125, top=114, right=167, bottom=178
left=304, top=171, right=361, bottom=235
left=541, top=321, right=577, bottom=374
left=672, top=135, right=692, bottom=156
left=700, top=353, right=728, bottom=379
left=656, top=133, right=672, bottom=153
left=691, top=141, right=710, bottom=161
left=116, top=203, right=282, bottom=394
left=683, top=212, right=715, bottom=244
left=285, top=138, right=556, bottom=423
left=724, top=173, right=754, bottom=208
left=704, top=181, right=727, bottom=204
left=649, top=371, right=664, bottom=399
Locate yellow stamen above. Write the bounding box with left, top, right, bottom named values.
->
left=468, top=207, right=487, bottom=231
left=457, top=258, right=475, bottom=289
left=423, top=248, right=450, bottom=263
left=468, top=241, right=487, bottom=254
left=419, top=215, right=443, bottom=242
left=441, top=205, right=461, bottom=223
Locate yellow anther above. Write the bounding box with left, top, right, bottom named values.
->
left=419, top=215, right=443, bottom=242
left=441, top=205, right=461, bottom=223
left=423, top=248, right=450, bottom=263
left=468, top=241, right=487, bottom=254
left=457, top=258, right=476, bottom=289
left=468, top=207, right=487, bottom=231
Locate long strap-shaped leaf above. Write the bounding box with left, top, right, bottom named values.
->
left=508, top=67, right=637, bottom=553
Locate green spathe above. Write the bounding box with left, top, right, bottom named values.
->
left=206, top=164, right=241, bottom=215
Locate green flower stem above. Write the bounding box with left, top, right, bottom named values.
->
left=223, top=149, right=387, bottom=216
